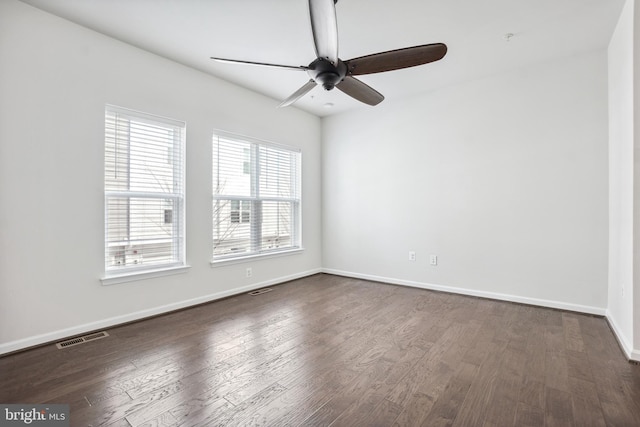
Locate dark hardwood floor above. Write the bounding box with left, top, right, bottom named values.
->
left=1, top=274, right=640, bottom=426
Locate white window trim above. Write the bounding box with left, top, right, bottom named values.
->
left=101, top=264, right=191, bottom=286
left=211, top=130, right=302, bottom=263
left=210, top=247, right=304, bottom=267
left=103, top=105, right=187, bottom=281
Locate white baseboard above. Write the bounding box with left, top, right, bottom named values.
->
left=605, top=311, right=640, bottom=362
left=6, top=268, right=637, bottom=361
left=0, top=268, right=322, bottom=356
left=325, top=269, right=640, bottom=362
left=322, top=268, right=607, bottom=316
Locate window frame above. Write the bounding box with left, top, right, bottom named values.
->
left=211, top=130, right=302, bottom=264
left=102, top=105, right=188, bottom=284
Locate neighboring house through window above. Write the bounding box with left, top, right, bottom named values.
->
left=212, top=131, right=301, bottom=261
left=230, top=200, right=251, bottom=223
left=104, top=105, right=186, bottom=278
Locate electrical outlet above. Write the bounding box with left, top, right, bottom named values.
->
left=430, top=255, right=438, bottom=266
left=246, top=267, right=252, bottom=278
left=409, top=251, right=416, bottom=261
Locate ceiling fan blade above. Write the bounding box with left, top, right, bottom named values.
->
left=336, top=76, right=384, bottom=106
left=308, top=0, right=339, bottom=64
left=344, top=43, right=447, bottom=75
left=211, top=57, right=308, bottom=71
left=278, top=80, right=318, bottom=107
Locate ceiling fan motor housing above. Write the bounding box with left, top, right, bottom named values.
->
left=308, top=58, right=347, bottom=91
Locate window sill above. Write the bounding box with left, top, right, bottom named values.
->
left=210, top=248, right=304, bottom=267
left=101, top=264, right=191, bottom=286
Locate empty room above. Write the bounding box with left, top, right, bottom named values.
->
left=1, top=0, right=640, bottom=425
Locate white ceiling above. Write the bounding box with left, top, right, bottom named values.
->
left=20, top=0, right=625, bottom=117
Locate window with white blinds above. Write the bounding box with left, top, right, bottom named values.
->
left=212, top=132, right=301, bottom=261
left=104, top=105, right=186, bottom=275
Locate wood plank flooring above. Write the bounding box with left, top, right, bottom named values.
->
left=1, top=273, right=639, bottom=426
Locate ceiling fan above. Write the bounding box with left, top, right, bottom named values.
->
left=211, top=0, right=447, bottom=107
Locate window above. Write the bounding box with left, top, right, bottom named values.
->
left=212, top=131, right=301, bottom=261
left=230, top=200, right=251, bottom=223
left=104, top=105, right=186, bottom=277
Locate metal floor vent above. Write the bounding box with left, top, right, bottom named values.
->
left=56, top=331, right=109, bottom=349
left=248, top=288, right=273, bottom=296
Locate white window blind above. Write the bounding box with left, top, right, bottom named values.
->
left=105, top=105, right=185, bottom=275
left=212, top=132, right=301, bottom=261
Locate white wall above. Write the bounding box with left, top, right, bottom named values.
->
left=608, top=0, right=636, bottom=358
left=323, top=50, right=609, bottom=313
left=634, top=0, right=640, bottom=358
left=0, top=0, right=322, bottom=354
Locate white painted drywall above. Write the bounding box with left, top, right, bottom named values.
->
left=608, top=0, right=635, bottom=357
left=0, top=0, right=322, bottom=353
left=634, top=0, right=640, bottom=357
left=323, top=51, right=609, bottom=312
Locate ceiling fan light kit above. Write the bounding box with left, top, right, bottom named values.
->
left=211, top=0, right=447, bottom=107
